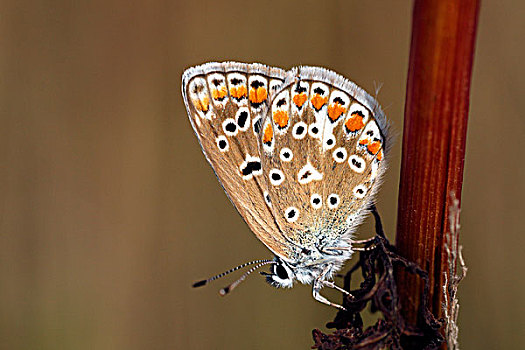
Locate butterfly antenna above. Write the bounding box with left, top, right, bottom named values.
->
left=192, top=259, right=272, bottom=288
left=219, top=260, right=276, bottom=296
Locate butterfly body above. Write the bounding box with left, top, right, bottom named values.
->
left=182, top=62, right=390, bottom=309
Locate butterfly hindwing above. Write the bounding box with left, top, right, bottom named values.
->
left=182, top=62, right=295, bottom=259
left=259, top=66, right=390, bottom=246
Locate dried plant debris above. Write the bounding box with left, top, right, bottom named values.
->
left=312, top=206, right=444, bottom=350
left=442, top=194, right=467, bottom=350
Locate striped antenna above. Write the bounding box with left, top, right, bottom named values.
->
left=219, top=260, right=276, bottom=296
left=192, top=259, right=272, bottom=288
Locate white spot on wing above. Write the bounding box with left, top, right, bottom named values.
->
left=222, top=118, right=238, bottom=136
left=343, top=103, right=370, bottom=136
left=333, top=148, right=348, bottom=163
left=239, top=154, right=262, bottom=180
left=357, top=120, right=382, bottom=155
left=248, top=75, right=268, bottom=111
left=291, top=81, right=309, bottom=116
left=264, top=191, right=272, bottom=207
left=280, top=148, right=293, bottom=162
left=310, top=194, right=322, bottom=209
left=271, top=90, right=290, bottom=134
left=353, top=185, right=368, bottom=199
left=371, top=159, right=379, bottom=180
left=348, top=155, right=366, bottom=173
left=327, top=90, right=350, bottom=124
left=284, top=207, right=299, bottom=223
left=327, top=194, right=340, bottom=209
left=188, top=77, right=213, bottom=121
left=308, top=123, right=321, bottom=139
left=323, top=134, right=336, bottom=150
left=262, top=119, right=274, bottom=153
left=346, top=213, right=358, bottom=225
left=206, top=73, right=228, bottom=108
left=297, top=162, right=323, bottom=184
left=269, top=79, right=282, bottom=96
left=269, top=169, right=285, bottom=186
left=216, top=135, right=229, bottom=152
left=227, top=73, right=247, bottom=107
left=292, top=122, right=308, bottom=139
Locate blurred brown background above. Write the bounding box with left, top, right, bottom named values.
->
left=1, top=1, right=523, bottom=349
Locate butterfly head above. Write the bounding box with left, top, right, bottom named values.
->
left=264, top=257, right=295, bottom=288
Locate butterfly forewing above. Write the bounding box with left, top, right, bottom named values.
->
left=182, top=62, right=294, bottom=259
left=259, top=66, right=389, bottom=246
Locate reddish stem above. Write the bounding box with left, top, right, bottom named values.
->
left=396, top=0, right=480, bottom=333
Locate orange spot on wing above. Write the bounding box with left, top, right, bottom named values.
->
left=311, top=94, right=328, bottom=110
left=359, top=139, right=368, bottom=145
left=273, top=110, right=289, bottom=128
left=194, top=97, right=210, bottom=112
left=345, top=113, right=364, bottom=132
left=230, top=86, right=247, bottom=99
left=249, top=87, right=268, bottom=103
left=293, top=93, right=307, bottom=107
left=262, top=123, right=273, bottom=144
left=327, top=103, right=347, bottom=121
left=377, top=150, right=383, bottom=161
left=367, top=141, right=381, bottom=155
left=211, top=87, right=228, bottom=100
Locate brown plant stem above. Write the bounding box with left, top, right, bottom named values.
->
left=395, top=0, right=480, bottom=339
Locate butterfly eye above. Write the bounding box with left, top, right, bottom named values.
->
left=275, top=264, right=289, bottom=280
left=348, top=155, right=366, bottom=173
left=265, top=260, right=294, bottom=288
left=327, top=194, right=340, bottom=209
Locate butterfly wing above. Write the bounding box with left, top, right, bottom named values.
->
left=182, top=62, right=295, bottom=260
left=259, top=66, right=390, bottom=247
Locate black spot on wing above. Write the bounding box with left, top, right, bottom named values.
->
left=334, top=97, right=345, bottom=105
left=253, top=118, right=262, bottom=134
left=313, top=87, right=325, bottom=95
left=241, top=161, right=262, bottom=176
left=250, top=80, right=264, bottom=89
left=225, top=122, right=237, bottom=133
left=250, top=101, right=264, bottom=108
left=237, top=111, right=248, bottom=128
left=294, top=84, right=307, bottom=93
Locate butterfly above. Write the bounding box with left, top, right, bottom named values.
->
left=182, top=62, right=390, bottom=310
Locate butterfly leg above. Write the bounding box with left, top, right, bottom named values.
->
left=321, top=280, right=352, bottom=297
left=350, top=236, right=378, bottom=252
left=350, top=237, right=376, bottom=245
left=312, top=265, right=347, bottom=311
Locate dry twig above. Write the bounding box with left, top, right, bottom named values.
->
left=442, top=194, right=468, bottom=350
